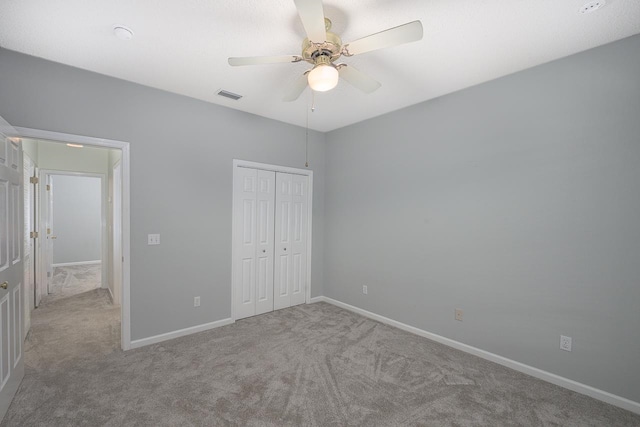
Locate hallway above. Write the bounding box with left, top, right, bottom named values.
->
left=2, top=284, right=120, bottom=425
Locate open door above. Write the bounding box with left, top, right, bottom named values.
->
left=22, top=154, right=36, bottom=336
left=38, top=173, right=54, bottom=298
left=0, top=115, right=25, bottom=420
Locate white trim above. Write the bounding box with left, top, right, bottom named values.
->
left=313, top=296, right=640, bottom=415
left=52, top=260, right=101, bottom=267
left=129, top=318, right=235, bottom=349
left=15, top=127, right=132, bottom=351
left=106, top=285, right=115, bottom=304
left=111, top=159, right=123, bottom=305
left=231, top=159, right=314, bottom=322
left=308, top=296, right=324, bottom=304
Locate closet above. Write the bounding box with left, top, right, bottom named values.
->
left=232, top=164, right=310, bottom=320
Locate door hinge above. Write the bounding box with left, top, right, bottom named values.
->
left=30, top=176, right=39, bottom=184
left=30, top=231, right=39, bottom=238
left=46, top=184, right=51, bottom=191
left=47, top=228, right=51, bottom=235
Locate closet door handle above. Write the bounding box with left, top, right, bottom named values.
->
left=262, top=249, right=266, bottom=253
left=283, top=248, right=287, bottom=251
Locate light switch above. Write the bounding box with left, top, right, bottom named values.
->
left=148, top=234, right=160, bottom=245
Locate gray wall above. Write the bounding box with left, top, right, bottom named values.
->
left=0, top=48, right=326, bottom=341
left=324, top=34, right=640, bottom=403
left=52, top=175, right=102, bottom=264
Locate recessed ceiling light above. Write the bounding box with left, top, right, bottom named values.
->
left=113, top=25, right=134, bottom=40
left=66, top=143, right=84, bottom=148
left=579, top=1, right=605, bottom=14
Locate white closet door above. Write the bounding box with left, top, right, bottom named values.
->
left=233, top=167, right=258, bottom=320
left=233, top=168, right=275, bottom=320
left=254, top=170, right=275, bottom=315
left=274, top=173, right=292, bottom=310
left=289, top=174, right=308, bottom=306
left=274, top=173, right=308, bottom=310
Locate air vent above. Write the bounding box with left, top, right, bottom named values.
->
left=579, top=1, right=605, bottom=13
left=217, top=90, right=243, bottom=101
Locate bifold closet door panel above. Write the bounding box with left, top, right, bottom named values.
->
left=234, top=167, right=276, bottom=320
left=289, top=174, right=308, bottom=307
left=274, top=173, right=308, bottom=310
left=233, top=167, right=257, bottom=320
left=254, top=170, right=276, bottom=316
left=274, top=173, right=292, bottom=310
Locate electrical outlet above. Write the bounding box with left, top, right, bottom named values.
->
left=147, top=234, right=160, bottom=245
left=560, top=335, right=572, bottom=352
left=362, top=285, right=368, bottom=295
left=194, top=296, right=201, bottom=307
left=455, top=308, right=463, bottom=321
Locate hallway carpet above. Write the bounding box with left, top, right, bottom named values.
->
left=49, top=264, right=102, bottom=301
left=2, top=296, right=639, bottom=426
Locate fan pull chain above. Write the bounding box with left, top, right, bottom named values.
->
left=305, top=91, right=316, bottom=168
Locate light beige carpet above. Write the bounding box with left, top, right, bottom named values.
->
left=2, top=293, right=639, bottom=426
left=48, top=264, right=102, bottom=301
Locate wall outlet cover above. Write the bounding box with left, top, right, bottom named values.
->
left=455, top=308, right=463, bottom=321
left=362, top=285, right=368, bottom=295
left=560, top=335, right=572, bottom=352
left=148, top=234, right=160, bottom=245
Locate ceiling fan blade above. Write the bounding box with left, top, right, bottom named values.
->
left=343, top=20, right=423, bottom=56
left=338, top=65, right=381, bottom=93
left=283, top=74, right=309, bottom=102
left=228, top=55, right=301, bottom=66
left=293, top=0, right=326, bottom=42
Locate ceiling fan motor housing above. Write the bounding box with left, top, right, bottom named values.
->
left=302, top=30, right=342, bottom=64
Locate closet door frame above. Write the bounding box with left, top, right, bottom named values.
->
left=230, top=160, right=313, bottom=321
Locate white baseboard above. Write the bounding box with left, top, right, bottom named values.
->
left=312, top=296, right=640, bottom=415
left=129, top=318, right=235, bottom=350
left=53, top=260, right=101, bottom=267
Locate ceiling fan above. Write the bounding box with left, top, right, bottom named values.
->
left=228, top=0, right=423, bottom=102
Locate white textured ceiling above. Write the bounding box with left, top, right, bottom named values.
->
left=1, top=0, right=639, bottom=132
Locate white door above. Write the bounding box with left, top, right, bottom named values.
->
left=289, top=174, right=308, bottom=307
left=274, top=173, right=308, bottom=310
left=233, top=168, right=277, bottom=320
left=40, top=173, right=54, bottom=296
left=232, top=164, right=309, bottom=320
left=0, top=118, right=25, bottom=419
left=112, top=161, right=122, bottom=305
left=33, top=167, right=41, bottom=308
left=254, top=170, right=275, bottom=315
left=22, top=155, right=35, bottom=337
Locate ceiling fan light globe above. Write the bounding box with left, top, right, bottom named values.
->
left=308, top=64, right=339, bottom=92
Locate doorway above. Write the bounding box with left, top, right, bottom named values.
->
left=41, top=173, right=104, bottom=301
left=15, top=127, right=131, bottom=350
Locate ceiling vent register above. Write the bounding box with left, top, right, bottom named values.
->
left=217, top=90, right=243, bottom=101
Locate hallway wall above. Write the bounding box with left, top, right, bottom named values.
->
left=51, top=175, right=102, bottom=265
